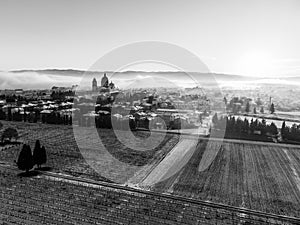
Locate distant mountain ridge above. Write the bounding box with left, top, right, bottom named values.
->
left=11, top=69, right=257, bottom=80
left=3, top=69, right=300, bottom=90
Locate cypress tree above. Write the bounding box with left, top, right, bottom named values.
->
left=17, top=144, right=34, bottom=173
left=40, top=146, right=47, bottom=166
left=281, top=121, right=286, bottom=139
left=33, top=140, right=42, bottom=168
left=33, top=140, right=47, bottom=168
left=270, top=103, right=275, bottom=114
left=253, top=107, right=257, bottom=114
left=269, top=122, right=278, bottom=136
left=245, top=102, right=250, bottom=113
left=260, top=107, right=264, bottom=114
left=69, top=115, right=72, bottom=125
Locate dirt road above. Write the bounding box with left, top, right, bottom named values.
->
left=140, top=138, right=198, bottom=187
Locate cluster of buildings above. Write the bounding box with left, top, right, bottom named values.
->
left=0, top=73, right=212, bottom=131
left=75, top=74, right=211, bottom=130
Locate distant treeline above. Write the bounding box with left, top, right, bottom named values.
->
left=212, top=114, right=300, bottom=143
left=281, top=122, right=300, bottom=143
left=0, top=109, right=39, bottom=123
left=41, top=113, right=72, bottom=125
left=212, top=114, right=278, bottom=142
left=0, top=109, right=73, bottom=125
left=0, top=94, right=29, bottom=103
left=77, top=114, right=137, bottom=130
left=0, top=90, right=74, bottom=102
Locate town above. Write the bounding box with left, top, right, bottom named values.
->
left=1, top=73, right=300, bottom=144
left=1, top=73, right=300, bottom=224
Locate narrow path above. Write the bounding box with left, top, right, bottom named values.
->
left=140, top=138, right=198, bottom=187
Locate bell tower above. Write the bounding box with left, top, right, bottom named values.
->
left=101, top=73, right=109, bottom=87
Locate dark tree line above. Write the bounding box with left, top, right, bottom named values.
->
left=212, top=114, right=278, bottom=141
left=281, top=122, right=300, bottom=143
left=41, top=113, right=72, bottom=125
left=0, top=94, right=28, bottom=103
left=6, top=110, right=39, bottom=123
left=50, top=90, right=75, bottom=101
left=225, top=96, right=275, bottom=114
left=78, top=114, right=137, bottom=130
left=1, top=108, right=72, bottom=125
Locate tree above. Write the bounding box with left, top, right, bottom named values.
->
left=234, top=117, right=243, bottom=134
left=281, top=121, right=287, bottom=139
left=245, top=102, right=250, bottom=113
left=260, top=107, right=264, bottom=114
left=223, top=97, right=228, bottom=106
left=249, top=119, right=253, bottom=134
left=253, top=107, right=257, bottom=114
left=226, top=116, right=235, bottom=134
left=259, top=119, right=267, bottom=135
left=268, top=122, right=278, bottom=136
left=1, top=127, right=18, bottom=143
left=270, top=103, right=275, bottom=114
left=17, top=144, right=34, bottom=173
left=33, top=140, right=47, bottom=168
left=40, top=146, right=47, bottom=167
left=256, top=98, right=263, bottom=107
left=242, top=118, right=249, bottom=134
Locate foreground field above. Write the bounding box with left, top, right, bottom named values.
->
left=0, top=165, right=298, bottom=225
left=0, top=121, right=179, bottom=183
left=1, top=121, right=300, bottom=220
left=152, top=140, right=300, bottom=218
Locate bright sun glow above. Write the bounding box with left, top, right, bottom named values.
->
left=237, top=51, right=272, bottom=77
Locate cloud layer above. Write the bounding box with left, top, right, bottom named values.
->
left=0, top=72, right=80, bottom=89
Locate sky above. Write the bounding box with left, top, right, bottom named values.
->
left=0, top=0, right=300, bottom=77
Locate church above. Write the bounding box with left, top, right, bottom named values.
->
left=92, top=73, right=115, bottom=92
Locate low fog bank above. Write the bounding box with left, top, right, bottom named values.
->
left=0, top=71, right=81, bottom=90
left=1, top=70, right=300, bottom=90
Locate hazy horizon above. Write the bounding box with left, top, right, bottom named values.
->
left=1, top=0, right=300, bottom=77
left=1, top=70, right=300, bottom=90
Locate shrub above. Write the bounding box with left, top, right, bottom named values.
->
left=1, top=127, right=18, bottom=143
